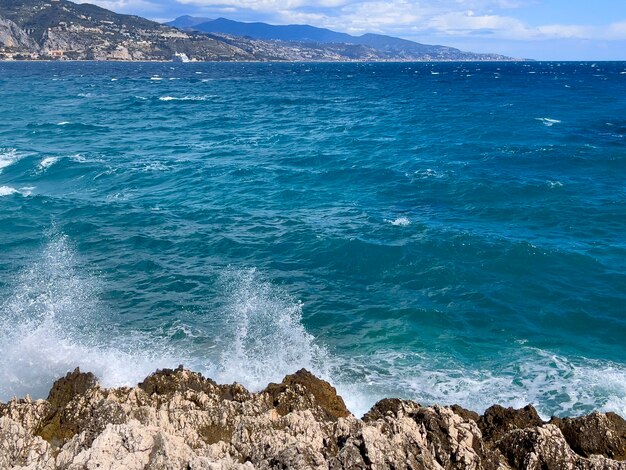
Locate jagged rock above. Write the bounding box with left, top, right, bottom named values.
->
left=263, top=368, right=349, bottom=420
left=1, top=367, right=626, bottom=469
left=478, top=404, right=544, bottom=444
left=551, top=411, right=626, bottom=460
left=139, top=365, right=218, bottom=396
left=451, top=405, right=481, bottom=424
left=497, top=424, right=626, bottom=470
left=46, top=368, right=98, bottom=409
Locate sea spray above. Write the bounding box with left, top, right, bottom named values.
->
left=213, top=267, right=330, bottom=389
left=0, top=231, right=177, bottom=400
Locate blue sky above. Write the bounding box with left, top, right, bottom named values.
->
left=86, top=0, right=626, bottom=60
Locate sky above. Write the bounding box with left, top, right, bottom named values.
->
left=85, top=0, right=626, bottom=60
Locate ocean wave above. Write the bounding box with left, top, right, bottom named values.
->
left=0, top=232, right=179, bottom=400
left=1, top=234, right=625, bottom=420
left=158, top=95, right=213, bottom=102
left=38, top=156, right=60, bottom=171
left=0, top=148, right=23, bottom=172
left=388, top=217, right=411, bottom=226
left=211, top=267, right=330, bottom=391
left=0, top=238, right=331, bottom=403
left=536, top=117, right=562, bottom=127
left=0, top=186, right=19, bottom=196
left=331, top=347, right=626, bottom=419
left=546, top=180, right=564, bottom=188
left=0, top=185, right=32, bottom=197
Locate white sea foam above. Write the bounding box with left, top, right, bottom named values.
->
left=389, top=217, right=411, bottom=226
left=547, top=180, right=564, bottom=188
left=57, top=121, right=70, bottom=126
left=413, top=168, right=443, bottom=179
left=150, top=76, right=163, bottom=81
left=536, top=117, right=562, bottom=127
left=0, top=148, right=23, bottom=172
left=70, top=154, right=88, bottom=163
left=0, top=186, right=19, bottom=196
left=327, top=347, right=626, bottom=418
left=159, top=95, right=212, bottom=102
left=0, top=185, right=32, bottom=197
left=39, top=156, right=60, bottom=170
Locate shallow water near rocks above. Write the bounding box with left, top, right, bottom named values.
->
left=0, top=61, right=625, bottom=418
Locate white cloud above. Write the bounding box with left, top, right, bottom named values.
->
left=85, top=0, right=626, bottom=45
left=604, top=21, right=626, bottom=40
left=83, top=0, right=165, bottom=14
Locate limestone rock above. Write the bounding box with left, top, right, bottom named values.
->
left=551, top=411, right=626, bottom=460
left=478, top=404, right=544, bottom=444
left=263, top=368, right=350, bottom=420
left=497, top=424, right=626, bottom=470
left=1, top=367, right=626, bottom=469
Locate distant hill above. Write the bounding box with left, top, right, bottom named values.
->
left=166, top=15, right=213, bottom=30
left=0, top=0, right=516, bottom=61
left=167, top=16, right=511, bottom=61
left=0, top=0, right=256, bottom=60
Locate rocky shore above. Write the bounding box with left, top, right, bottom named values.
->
left=1, top=367, right=625, bottom=469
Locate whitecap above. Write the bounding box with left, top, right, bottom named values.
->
left=159, top=95, right=211, bottom=102
left=150, top=76, right=163, bottom=80
left=547, top=180, right=563, bottom=188
left=0, top=148, right=23, bottom=172
left=415, top=168, right=442, bottom=178
left=536, top=117, right=561, bottom=127
left=39, top=156, right=59, bottom=170
left=388, top=217, right=411, bottom=226
left=0, top=185, right=19, bottom=196
left=140, top=162, right=169, bottom=172
left=70, top=154, right=87, bottom=163
left=57, top=121, right=70, bottom=126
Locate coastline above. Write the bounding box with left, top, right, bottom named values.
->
left=2, top=366, right=625, bottom=469
left=0, top=58, right=529, bottom=63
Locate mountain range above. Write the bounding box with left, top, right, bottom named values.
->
left=166, top=15, right=507, bottom=60
left=166, top=16, right=491, bottom=61
left=0, top=0, right=516, bottom=62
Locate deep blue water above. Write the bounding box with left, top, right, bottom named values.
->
left=0, top=61, right=625, bottom=417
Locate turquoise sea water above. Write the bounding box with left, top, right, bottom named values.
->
left=0, top=61, right=625, bottom=417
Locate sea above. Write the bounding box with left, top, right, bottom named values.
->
left=0, top=61, right=625, bottom=418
